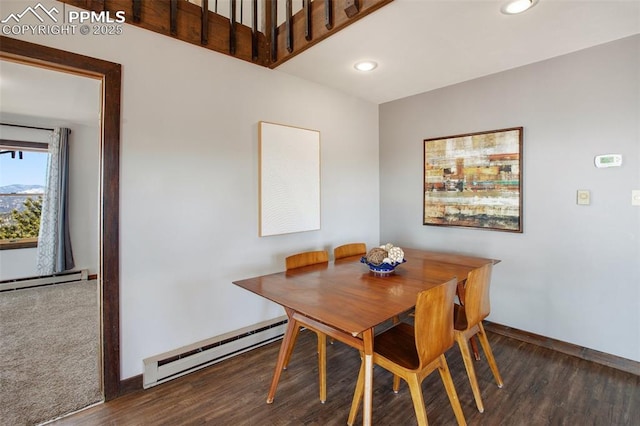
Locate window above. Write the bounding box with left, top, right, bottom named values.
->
left=0, top=142, right=48, bottom=249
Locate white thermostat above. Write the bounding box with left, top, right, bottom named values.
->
left=594, top=154, right=622, bottom=168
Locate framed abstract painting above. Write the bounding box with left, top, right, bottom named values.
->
left=423, top=127, right=523, bottom=232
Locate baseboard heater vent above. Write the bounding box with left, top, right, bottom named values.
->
left=0, top=269, right=88, bottom=292
left=143, top=315, right=288, bottom=389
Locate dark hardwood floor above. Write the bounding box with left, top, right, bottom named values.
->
left=50, top=328, right=639, bottom=425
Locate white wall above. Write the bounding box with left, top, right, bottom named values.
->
left=379, top=35, right=640, bottom=362
left=1, top=1, right=380, bottom=378
left=0, top=122, right=100, bottom=280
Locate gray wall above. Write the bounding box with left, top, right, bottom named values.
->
left=380, top=35, right=640, bottom=362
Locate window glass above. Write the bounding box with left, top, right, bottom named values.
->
left=0, top=148, right=48, bottom=247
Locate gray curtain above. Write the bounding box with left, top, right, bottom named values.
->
left=36, top=128, right=74, bottom=274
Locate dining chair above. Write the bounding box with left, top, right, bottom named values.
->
left=453, top=263, right=503, bottom=413
left=333, top=243, right=366, bottom=260
left=347, top=278, right=467, bottom=426
left=285, top=250, right=329, bottom=270
left=283, top=250, right=330, bottom=403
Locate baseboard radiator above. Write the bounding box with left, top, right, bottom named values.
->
left=143, top=315, right=288, bottom=389
left=0, top=269, right=88, bottom=292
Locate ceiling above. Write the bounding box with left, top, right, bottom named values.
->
left=0, top=0, right=638, bottom=123
left=276, top=0, right=640, bottom=104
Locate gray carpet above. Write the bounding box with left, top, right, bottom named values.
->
left=0, top=280, right=102, bottom=426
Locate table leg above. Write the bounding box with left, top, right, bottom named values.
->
left=267, top=311, right=299, bottom=404
left=362, top=328, right=374, bottom=426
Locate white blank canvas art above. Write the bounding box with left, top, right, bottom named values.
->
left=259, top=121, right=321, bottom=237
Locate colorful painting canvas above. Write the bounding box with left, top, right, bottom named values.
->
left=423, top=127, right=523, bottom=232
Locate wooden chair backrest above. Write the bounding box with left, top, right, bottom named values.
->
left=333, top=243, right=366, bottom=260
left=285, top=250, right=329, bottom=270
left=414, top=278, right=457, bottom=368
left=462, top=263, right=493, bottom=326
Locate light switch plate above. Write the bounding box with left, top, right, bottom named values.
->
left=632, top=190, right=640, bottom=206
left=577, top=190, right=590, bottom=205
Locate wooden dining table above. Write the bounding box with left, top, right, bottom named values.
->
left=232, top=248, right=498, bottom=425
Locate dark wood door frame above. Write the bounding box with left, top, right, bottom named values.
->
left=0, top=36, right=122, bottom=400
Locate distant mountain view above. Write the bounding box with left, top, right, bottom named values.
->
left=0, top=185, right=45, bottom=215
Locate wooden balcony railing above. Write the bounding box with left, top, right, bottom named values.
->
left=58, top=0, right=393, bottom=68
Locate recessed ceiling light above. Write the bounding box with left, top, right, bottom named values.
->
left=354, top=61, right=378, bottom=72
left=501, top=0, right=538, bottom=15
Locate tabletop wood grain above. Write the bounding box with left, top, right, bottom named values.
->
left=233, top=248, right=498, bottom=336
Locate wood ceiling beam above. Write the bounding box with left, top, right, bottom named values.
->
left=270, top=0, right=393, bottom=68
left=58, top=0, right=393, bottom=69
left=60, top=0, right=268, bottom=66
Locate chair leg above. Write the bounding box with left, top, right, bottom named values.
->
left=406, top=373, right=429, bottom=426
left=437, top=355, right=467, bottom=426
left=392, top=374, right=401, bottom=393
left=317, top=332, right=327, bottom=403
left=455, top=332, right=485, bottom=413
left=477, top=323, right=504, bottom=388
left=347, top=360, right=365, bottom=426
left=470, top=336, right=481, bottom=361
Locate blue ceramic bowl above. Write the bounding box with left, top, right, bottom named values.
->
left=360, top=256, right=406, bottom=274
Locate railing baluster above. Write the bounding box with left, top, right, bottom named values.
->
left=201, top=0, right=209, bottom=45
left=303, top=0, right=311, bottom=41
left=230, top=0, right=237, bottom=55
left=170, top=0, right=178, bottom=36
left=87, top=0, right=105, bottom=11
left=345, top=0, right=358, bottom=18
left=286, top=0, right=293, bottom=53
left=132, top=0, right=141, bottom=23
left=252, top=0, right=258, bottom=61
left=270, top=0, right=277, bottom=62
left=325, top=0, right=333, bottom=29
